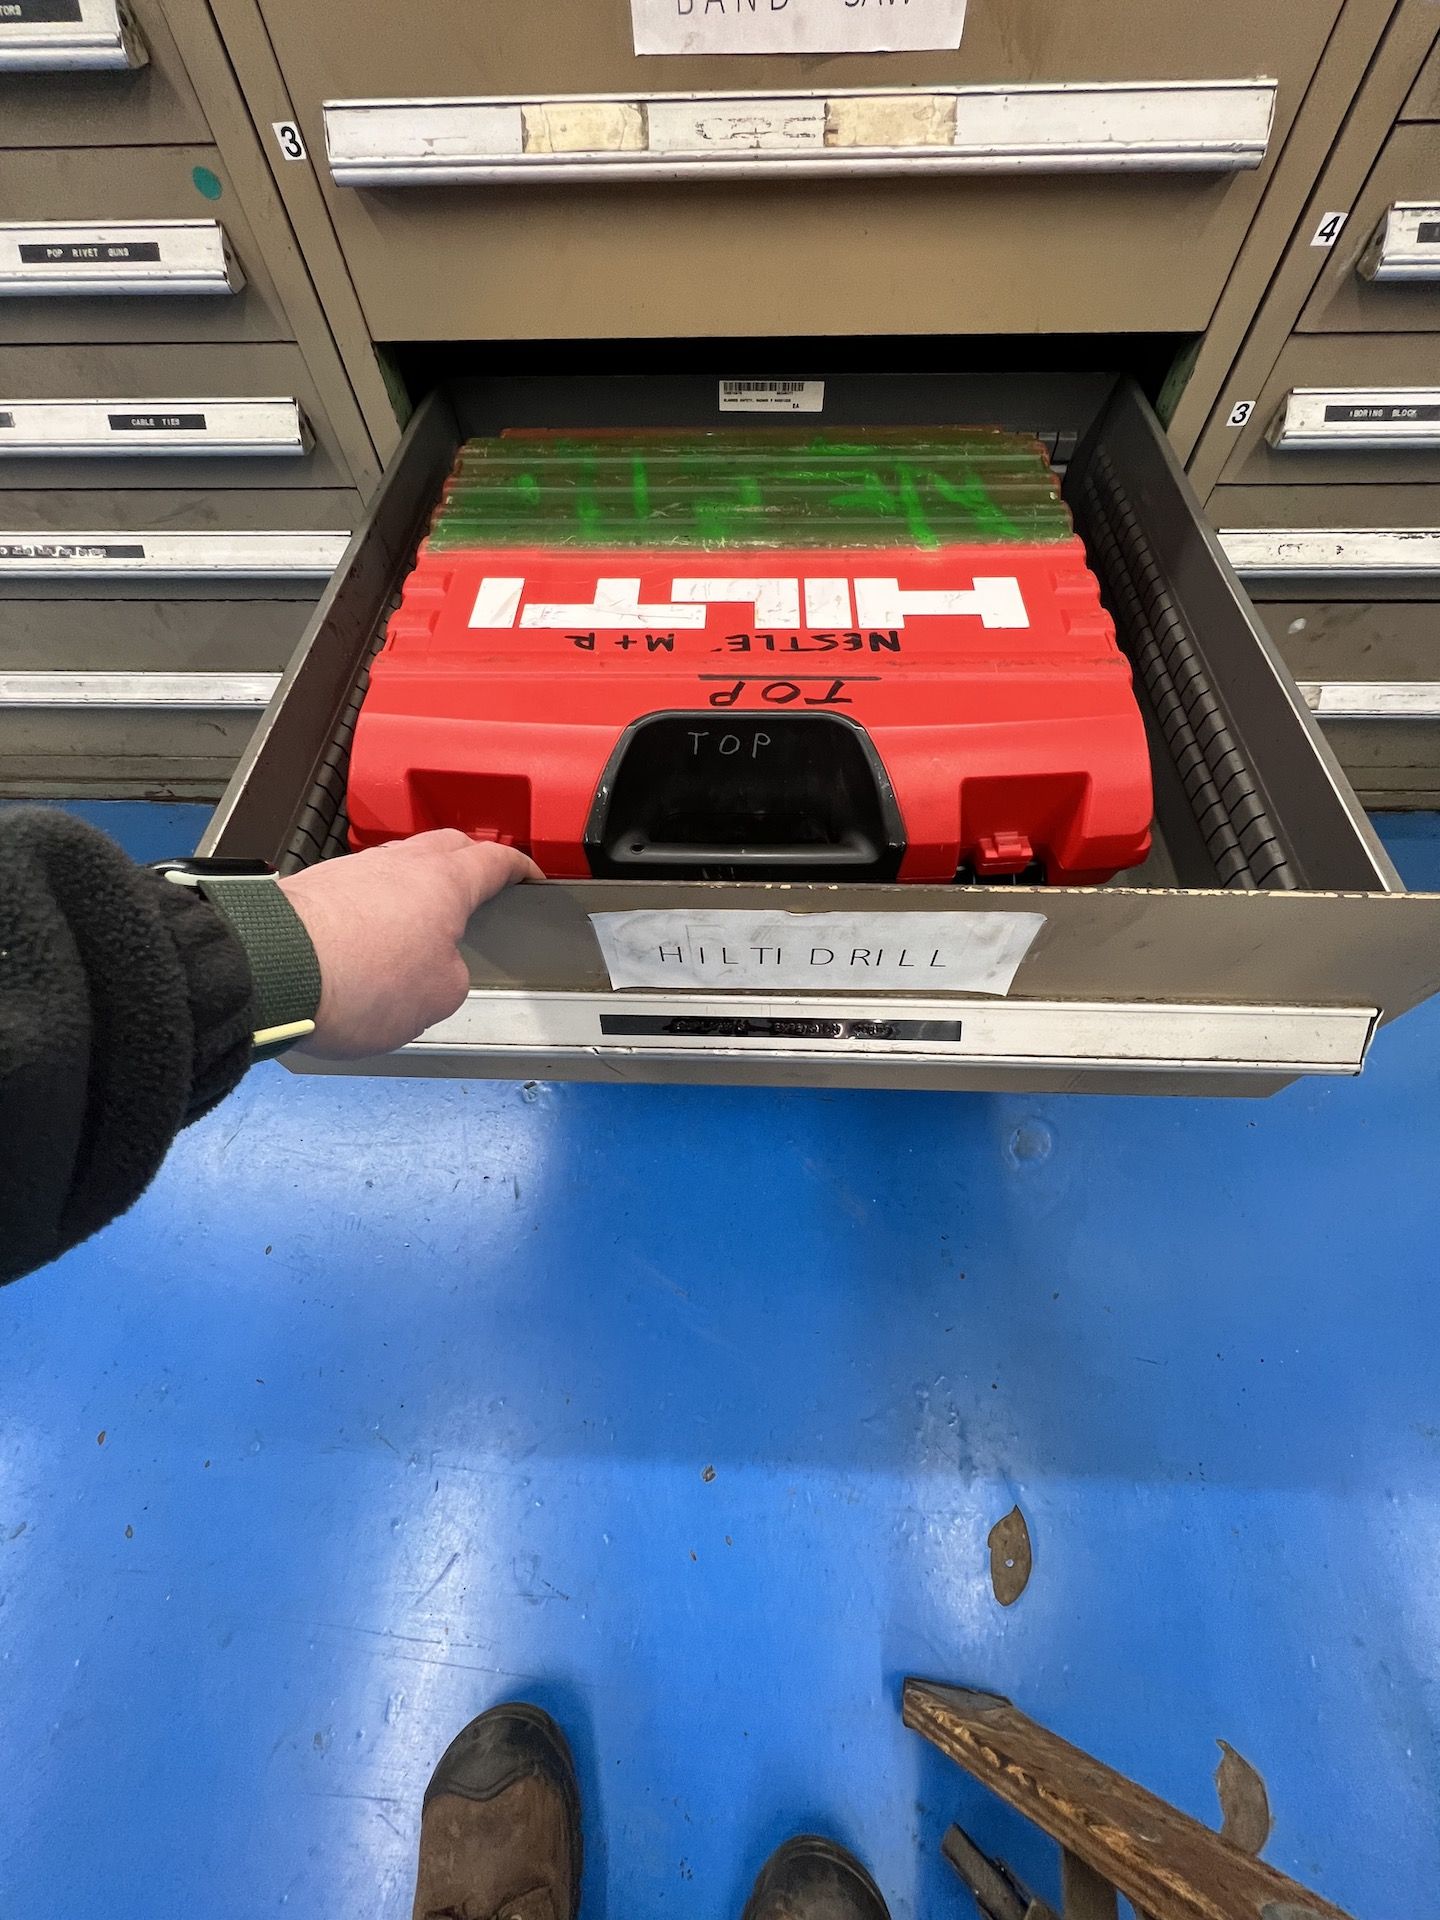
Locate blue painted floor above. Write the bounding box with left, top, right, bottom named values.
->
left=2, top=812, right=1438, bottom=1919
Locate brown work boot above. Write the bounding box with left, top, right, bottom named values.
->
left=741, top=1836, right=891, bottom=1920
left=411, top=1702, right=582, bottom=1920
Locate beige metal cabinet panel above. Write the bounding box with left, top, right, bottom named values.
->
left=1257, top=595, right=1440, bottom=809
left=1, top=595, right=313, bottom=669
left=293, top=175, right=1291, bottom=342
left=0, top=342, right=358, bottom=488
left=1212, top=479, right=1440, bottom=526
left=0, top=705, right=266, bottom=798
left=0, top=147, right=292, bottom=344
left=1319, top=746, right=1440, bottom=807
left=0, top=590, right=309, bottom=791
left=1258, top=598, right=1440, bottom=675
left=1221, top=335, right=1440, bottom=485
left=1401, top=27, right=1440, bottom=119
left=1212, top=484, right=1440, bottom=606
left=256, top=0, right=1338, bottom=339
left=1301, top=123, right=1440, bottom=331
left=0, top=484, right=356, bottom=532
left=0, top=0, right=210, bottom=146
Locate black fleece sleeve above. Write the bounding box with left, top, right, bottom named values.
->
left=0, top=809, right=256, bottom=1286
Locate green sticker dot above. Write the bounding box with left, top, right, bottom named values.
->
left=191, top=166, right=223, bottom=201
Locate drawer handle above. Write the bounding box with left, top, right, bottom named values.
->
left=0, top=531, right=348, bottom=578
left=0, top=397, right=310, bottom=458
left=0, top=0, right=145, bottom=71
left=1267, top=387, right=1440, bottom=451
left=0, top=221, right=243, bottom=298
left=1220, top=527, right=1440, bottom=577
left=1359, top=202, right=1440, bottom=282
left=0, top=672, right=280, bottom=709
left=1301, top=681, right=1440, bottom=720
left=409, top=989, right=1376, bottom=1078
left=324, top=79, right=1277, bottom=187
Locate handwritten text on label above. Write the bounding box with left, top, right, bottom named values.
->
left=590, top=909, right=1044, bottom=994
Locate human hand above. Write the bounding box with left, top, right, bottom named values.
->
left=278, top=830, right=541, bottom=1058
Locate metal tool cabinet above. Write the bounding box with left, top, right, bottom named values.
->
left=203, top=370, right=1440, bottom=1098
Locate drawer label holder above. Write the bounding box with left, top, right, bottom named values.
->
left=0, top=221, right=242, bottom=297
left=0, top=397, right=305, bottom=456
left=1, top=0, right=149, bottom=68
left=1359, top=203, right=1440, bottom=282
left=1268, top=387, right=1440, bottom=451
left=589, top=908, right=1045, bottom=994
left=323, top=81, right=1277, bottom=187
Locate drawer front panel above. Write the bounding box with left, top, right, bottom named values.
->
left=1223, top=336, right=1440, bottom=485
left=0, top=705, right=265, bottom=798
left=0, top=148, right=293, bottom=343
left=0, top=0, right=209, bottom=143
left=255, top=0, right=1337, bottom=339
left=1301, top=123, right=1440, bottom=332
left=0, top=590, right=309, bottom=797
left=0, top=342, right=360, bottom=487
left=1262, top=596, right=1440, bottom=809
left=1257, top=599, right=1440, bottom=676
left=2, top=595, right=315, bottom=669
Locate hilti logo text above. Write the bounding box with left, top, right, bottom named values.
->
left=467, top=575, right=1030, bottom=631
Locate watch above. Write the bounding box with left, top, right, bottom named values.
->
left=153, top=858, right=322, bottom=1060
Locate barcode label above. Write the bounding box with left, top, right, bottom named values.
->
left=719, top=379, right=825, bottom=414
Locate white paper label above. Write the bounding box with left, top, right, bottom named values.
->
left=589, top=909, right=1044, bottom=995
left=719, top=379, right=824, bottom=414
left=632, top=0, right=967, bottom=56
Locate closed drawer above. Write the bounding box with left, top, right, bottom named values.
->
left=1257, top=600, right=1440, bottom=807
left=0, top=343, right=360, bottom=488
left=0, top=484, right=356, bottom=598
left=0, top=596, right=300, bottom=797
left=257, top=0, right=1335, bottom=339
left=0, top=148, right=292, bottom=343
left=1212, top=484, right=1440, bottom=615
left=1221, top=336, right=1440, bottom=484
left=0, top=0, right=209, bottom=145
left=202, top=368, right=1440, bottom=1099
left=1300, top=124, right=1440, bottom=332
left=0, top=701, right=270, bottom=799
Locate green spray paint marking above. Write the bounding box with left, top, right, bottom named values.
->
left=431, top=432, right=1071, bottom=549
left=931, top=469, right=1021, bottom=542
left=630, top=455, right=651, bottom=523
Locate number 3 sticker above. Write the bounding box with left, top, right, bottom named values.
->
left=272, top=121, right=307, bottom=162
left=1227, top=401, right=1255, bottom=428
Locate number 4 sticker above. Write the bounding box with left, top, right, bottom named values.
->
left=272, top=121, right=307, bottom=162
left=1311, top=210, right=1347, bottom=248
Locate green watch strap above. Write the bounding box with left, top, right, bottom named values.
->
left=191, top=874, right=322, bottom=1055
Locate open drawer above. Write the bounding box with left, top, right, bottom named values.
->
left=202, top=371, right=1440, bottom=1098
